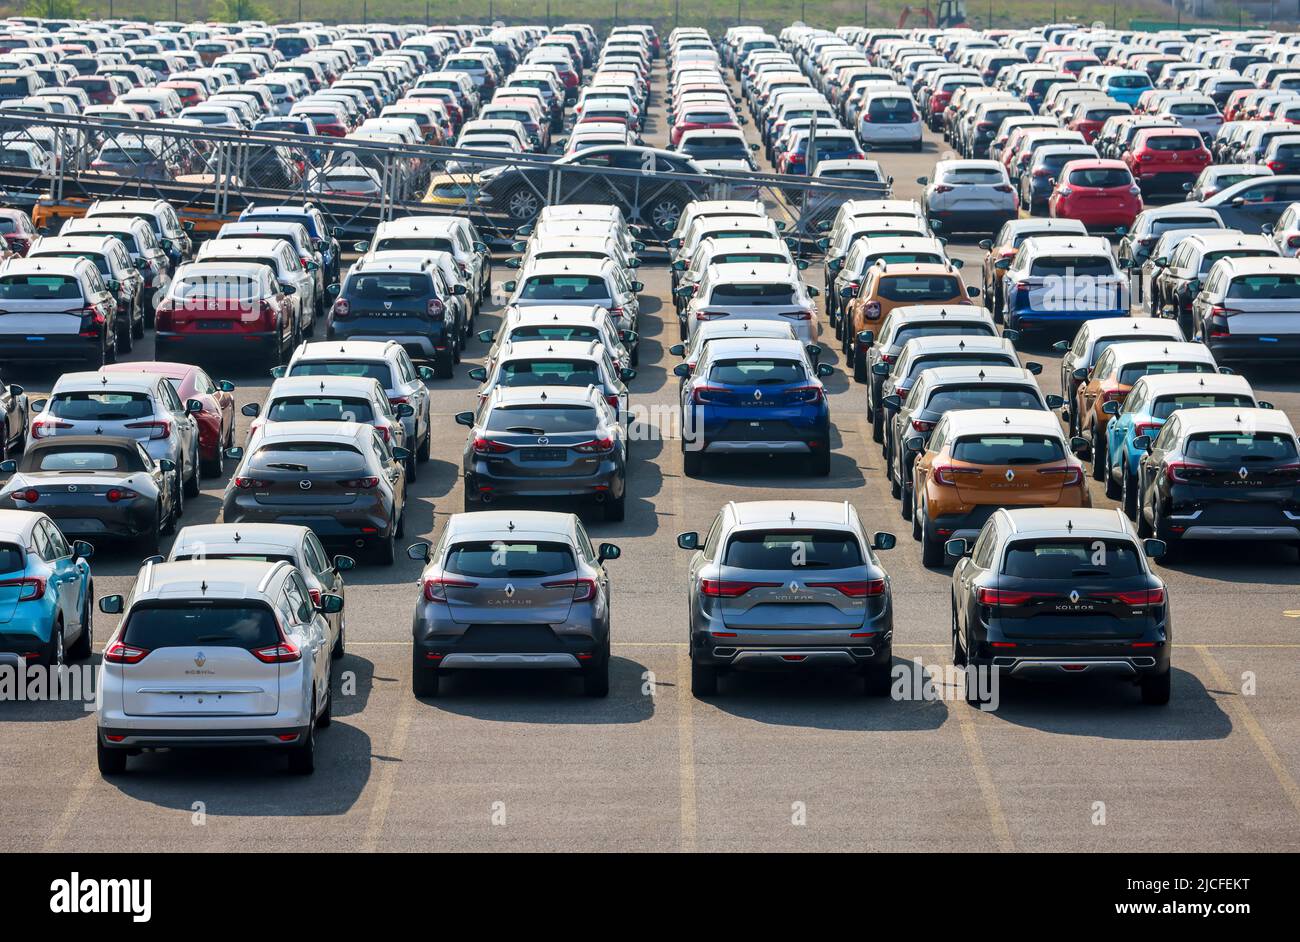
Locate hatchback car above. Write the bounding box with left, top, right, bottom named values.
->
left=1048, top=158, right=1143, bottom=230
left=156, top=261, right=298, bottom=369
left=1190, top=256, right=1300, bottom=362
left=0, top=509, right=94, bottom=671
left=921, top=160, right=1018, bottom=235
left=0, top=256, right=120, bottom=367
left=407, top=510, right=620, bottom=698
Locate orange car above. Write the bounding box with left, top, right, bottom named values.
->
left=1073, top=340, right=1220, bottom=481
left=909, top=408, right=1090, bottom=565
left=843, top=261, right=977, bottom=379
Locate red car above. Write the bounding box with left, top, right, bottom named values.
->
left=1048, top=158, right=1143, bottom=230
left=0, top=208, right=37, bottom=256
left=670, top=106, right=739, bottom=147
left=102, top=362, right=236, bottom=477
left=1122, top=127, right=1213, bottom=196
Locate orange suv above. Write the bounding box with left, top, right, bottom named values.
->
left=843, top=261, right=978, bottom=381
left=909, top=408, right=1090, bottom=566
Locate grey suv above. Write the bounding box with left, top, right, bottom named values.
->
left=407, top=510, right=621, bottom=698
left=678, top=500, right=897, bottom=697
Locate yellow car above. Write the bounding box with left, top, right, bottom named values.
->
left=423, top=174, right=480, bottom=207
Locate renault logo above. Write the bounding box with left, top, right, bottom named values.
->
left=194, top=651, right=206, bottom=668
left=789, top=580, right=799, bottom=592
left=1238, top=466, right=1249, bottom=480
left=754, top=389, right=763, bottom=401
left=299, top=480, right=312, bottom=490
left=1069, top=589, right=1081, bottom=605
left=504, top=583, right=515, bottom=598
left=1004, top=469, right=1015, bottom=482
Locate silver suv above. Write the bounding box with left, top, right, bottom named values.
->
left=677, top=500, right=897, bottom=697
left=407, top=510, right=621, bottom=698
left=96, top=559, right=343, bottom=775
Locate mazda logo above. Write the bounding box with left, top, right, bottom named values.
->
left=194, top=651, right=206, bottom=668
left=67, top=484, right=77, bottom=492
left=299, top=480, right=312, bottom=490
left=537, top=436, right=549, bottom=445
left=383, top=301, right=392, bottom=309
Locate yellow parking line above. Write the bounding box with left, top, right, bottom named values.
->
left=362, top=654, right=416, bottom=852
left=677, top=646, right=698, bottom=854
left=953, top=702, right=1015, bottom=852
left=42, top=762, right=98, bottom=851
left=1194, top=645, right=1300, bottom=822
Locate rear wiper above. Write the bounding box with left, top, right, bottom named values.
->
left=266, top=462, right=309, bottom=472
left=507, top=569, right=548, bottom=577
left=1070, top=567, right=1110, bottom=576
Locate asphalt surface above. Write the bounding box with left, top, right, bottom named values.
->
left=3, top=60, right=1300, bottom=853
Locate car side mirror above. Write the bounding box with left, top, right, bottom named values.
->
left=839, top=286, right=854, bottom=300
left=1071, top=367, right=1089, bottom=382
left=1070, top=435, right=1090, bottom=455
left=396, top=403, right=415, bottom=417
left=218, top=380, right=235, bottom=393
left=671, top=259, right=686, bottom=272
left=676, top=531, right=699, bottom=551
left=454, top=410, right=475, bottom=426
left=223, top=447, right=243, bottom=461
left=1052, top=340, right=1069, bottom=353
left=620, top=368, right=636, bottom=381
left=1218, top=366, right=1234, bottom=375
left=333, top=555, right=356, bottom=572
left=1142, top=538, right=1166, bottom=559
left=828, top=258, right=843, bottom=273
left=406, top=541, right=431, bottom=561
left=1133, top=435, right=1153, bottom=452
left=674, top=286, right=694, bottom=299
left=597, top=542, right=620, bottom=562
left=504, top=257, right=522, bottom=269
left=98, top=595, right=124, bottom=615
left=1153, top=256, right=1168, bottom=267
left=8, top=384, right=22, bottom=397
left=1258, top=400, right=1274, bottom=410
left=0, top=459, right=13, bottom=473
left=915, top=176, right=929, bottom=185
left=502, top=280, right=517, bottom=293
left=392, top=446, right=410, bottom=462
left=467, top=367, right=488, bottom=383
left=993, top=258, right=1011, bottom=270
left=872, top=531, right=896, bottom=551
left=816, top=362, right=834, bottom=377
left=929, top=219, right=943, bottom=231
left=1102, top=400, right=1121, bottom=415
left=904, top=435, right=924, bottom=452
left=668, top=343, right=686, bottom=357
left=966, top=285, right=980, bottom=297
left=31, top=398, right=47, bottom=413
left=871, top=363, right=891, bottom=377
left=944, top=538, right=970, bottom=558
left=72, top=540, right=94, bottom=560
left=159, top=458, right=177, bottom=473
left=241, top=403, right=260, bottom=417
left=418, top=366, right=436, bottom=381
left=269, top=366, right=287, bottom=378
left=185, top=398, right=204, bottom=415
left=1024, top=362, right=1042, bottom=376
left=978, top=239, right=993, bottom=251
left=881, top=394, right=902, bottom=410
left=478, top=329, right=495, bottom=343
left=317, top=593, right=344, bottom=614
left=352, top=240, right=370, bottom=252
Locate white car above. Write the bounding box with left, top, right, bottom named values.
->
left=95, top=559, right=341, bottom=775
left=857, top=90, right=922, bottom=151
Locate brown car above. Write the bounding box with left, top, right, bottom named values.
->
left=843, top=261, right=977, bottom=378
left=909, top=408, right=1090, bottom=566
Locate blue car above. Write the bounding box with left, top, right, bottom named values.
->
left=0, top=510, right=94, bottom=671
left=1103, top=372, right=1265, bottom=518
left=1099, top=72, right=1154, bottom=108
left=998, top=235, right=1130, bottom=333
left=677, top=338, right=835, bottom=477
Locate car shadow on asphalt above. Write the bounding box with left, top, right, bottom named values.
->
left=977, top=668, right=1231, bottom=741
left=418, top=655, right=655, bottom=725
left=1155, top=540, right=1300, bottom=582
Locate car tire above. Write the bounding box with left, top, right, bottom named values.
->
left=682, top=447, right=704, bottom=477
left=900, top=481, right=912, bottom=520
left=506, top=186, right=543, bottom=222
left=583, top=643, right=610, bottom=697
left=117, top=317, right=133, bottom=354
left=132, top=300, right=145, bottom=340
left=1121, top=463, right=1138, bottom=520
left=40, top=618, right=64, bottom=669
left=142, top=507, right=164, bottom=553
left=912, top=497, right=922, bottom=541
left=68, top=589, right=92, bottom=662
left=434, top=349, right=454, bottom=379
left=317, top=679, right=332, bottom=729
left=809, top=448, right=831, bottom=477
left=921, top=513, right=945, bottom=568
left=852, top=349, right=868, bottom=384
left=287, top=719, right=315, bottom=775
left=1137, top=482, right=1154, bottom=538
left=332, top=621, right=345, bottom=661
left=889, top=462, right=901, bottom=499
left=1140, top=669, right=1171, bottom=705
left=417, top=426, right=431, bottom=463
left=412, top=648, right=440, bottom=697
left=374, top=530, right=396, bottom=566
left=1091, top=430, right=1106, bottom=481
left=603, top=490, right=626, bottom=522
left=872, top=410, right=884, bottom=444
left=201, top=445, right=223, bottom=479
left=862, top=660, right=892, bottom=697
left=97, top=739, right=127, bottom=776
left=406, top=454, right=418, bottom=484
left=1105, top=451, right=1122, bottom=499
left=690, top=655, right=717, bottom=698
left=950, top=603, right=966, bottom=667
left=183, top=459, right=200, bottom=499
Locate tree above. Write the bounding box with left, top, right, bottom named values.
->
left=211, top=0, right=274, bottom=21
left=23, top=0, right=82, bottom=16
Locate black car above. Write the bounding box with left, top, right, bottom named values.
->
left=1134, top=407, right=1300, bottom=561
left=477, top=145, right=709, bottom=236
left=947, top=507, right=1171, bottom=705
left=0, top=436, right=178, bottom=552
left=455, top=385, right=629, bottom=521
left=327, top=256, right=465, bottom=377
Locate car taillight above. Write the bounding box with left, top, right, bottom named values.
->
left=910, top=419, right=935, bottom=432
left=1134, top=422, right=1162, bottom=438
left=105, top=488, right=138, bottom=502
left=691, top=385, right=726, bottom=405
left=807, top=579, right=885, bottom=597
left=1031, top=167, right=1050, bottom=177
left=1207, top=306, right=1234, bottom=338
left=700, top=579, right=780, bottom=598
left=252, top=640, right=302, bottom=663
left=309, top=588, right=322, bottom=608
left=339, top=476, right=380, bottom=488
left=933, top=184, right=953, bottom=193
left=1036, top=465, right=1084, bottom=486
left=1101, top=388, right=1127, bottom=403
left=782, top=309, right=813, bottom=320
left=0, top=576, right=44, bottom=601
left=542, top=577, right=597, bottom=601
left=1114, top=588, right=1165, bottom=606
left=572, top=437, right=614, bottom=454
left=10, top=487, right=39, bottom=503
left=234, top=476, right=270, bottom=489
left=77, top=307, right=106, bottom=338
left=976, top=587, right=1048, bottom=606
left=994, top=184, right=1014, bottom=193
left=125, top=419, right=171, bottom=440
left=375, top=425, right=390, bottom=443
left=1165, top=461, right=1201, bottom=484
left=422, top=577, right=478, bottom=603
left=933, top=465, right=980, bottom=486
left=788, top=386, right=823, bottom=404
left=695, top=309, right=728, bottom=321
left=103, top=639, right=149, bottom=664
left=1286, top=235, right=1300, bottom=250
left=472, top=437, right=513, bottom=455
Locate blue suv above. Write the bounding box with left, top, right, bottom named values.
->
left=0, top=510, right=94, bottom=671
left=676, top=337, right=835, bottom=477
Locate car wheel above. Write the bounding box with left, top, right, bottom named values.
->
left=411, top=647, right=440, bottom=697
left=316, top=677, right=333, bottom=729
left=117, top=316, right=133, bottom=354
left=690, top=654, right=717, bottom=698
left=1140, top=669, right=1171, bottom=705
left=872, top=409, right=884, bottom=444
left=900, top=478, right=912, bottom=520
left=68, top=588, right=92, bottom=662
left=1105, top=449, right=1122, bottom=499
left=183, top=458, right=200, bottom=499
left=649, top=197, right=685, bottom=234
left=1121, top=462, right=1138, bottom=519
left=889, top=460, right=901, bottom=499
left=853, top=349, right=868, bottom=384
left=682, top=446, right=704, bottom=477
left=1137, top=480, right=1154, bottom=538
left=1091, top=430, right=1106, bottom=481
left=97, top=738, right=127, bottom=776
left=583, top=643, right=610, bottom=697
left=506, top=186, right=542, bottom=222
left=603, top=490, right=626, bottom=521
left=41, top=618, right=64, bottom=669
left=922, top=512, right=947, bottom=568
left=287, top=716, right=315, bottom=775
left=406, top=454, right=418, bottom=484
left=950, top=603, right=966, bottom=667
left=374, top=529, right=397, bottom=566
left=434, top=349, right=454, bottom=379
left=332, top=620, right=345, bottom=660
left=809, top=448, right=831, bottom=477
left=131, top=300, right=145, bottom=339
left=912, top=495, right=922, bottom=541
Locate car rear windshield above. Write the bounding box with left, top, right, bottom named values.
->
left=290, top=361, right=392, bottom=384
left=877, top=275, right=960, bottom=301
left=485, top=404, right=598, bottom=433
left=1067, top=167, right=1132, bottom=188
left=708, top=357, right=805, bottom=385
left=520, top=275, right=610, bottom=301
left=1169, top=102, right=1216, bottom=116
left=444, top=540, right=575, bottom=577
left=723, top=529, right=863, bottom=569
left=1110, top=75, right=1150, bottom=88
left=267, top=396, right=375, bottom=423
left=681, top=137, right=748, bottom=159
left=943, top=168, right=1005, bottom=185
left=909, top=354, right=1013, bottom=377
left=1001, top=539, right=1143, bottom=578
left=121, top=602, right=281, bottom=650
left=1150, top=393, right=1253, bottom=419
left=1227, top=274, right=1300, bottom=298
left=819, top=168, right=883, bottom=182
left=346, top=273, right=431, bottom=299
left=1146, top=134, right=1203, bottom=151
left=0, top=274, right=82, bottom=300
left=251, top=443, right=368, bottom=473
left=49, top=391, right=152, bottom=420
left=1028, top=256, right=1114, bottom=277
left=865, top=252, right=944, bottom=266
left=32, top=447, right=140, bottom=472
left=1184, top=432, right=1298, bottom=462
left=500, top=358, right=602, bottom=387
left=1117, top=361, right=1214, bottom=386
left=373, top=236, right=455, bottom=254
left=708, top=282, right=796, bottom=305
left=925, top=386, right=1042, bottom=412
left=952, top=434, right=1065, bottom=464
left=1151, top=217, right=1218, bottom=236
left=867, top=97, right=912, bottom=117
left=894, top=324, right=995, bottom=346
left=173, top=553, right=296, bottom=563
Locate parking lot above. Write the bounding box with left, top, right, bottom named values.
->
left=3, top=54, right=1300, bottom=854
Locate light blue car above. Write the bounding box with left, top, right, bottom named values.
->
left=1100, top=71, right=1154, bottom=108
left=0, top=510, right=95, bottom=671
left=1103, top=372, right=1266, bottom=518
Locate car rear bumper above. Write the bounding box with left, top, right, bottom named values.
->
left=156, top=329, right=280, bottom=355
left=0, top=335, right=104, bottom=363
left=329, top=327, right=450, bottom=358
left=691, top=620, right=892, bottom=670
left=1006, top=308, right=1128, bottom=330
left=1166, top=503, right=1300, bottom=540
left=1133, top=170, right=1199, bottom=193
left=927, top=208, right=1016, bottom=233
left=1205, top=334, right=1300, bottom=362
left=466, top=464, right=622, bottom=499
left=39, top=503, right=157, bottom=538
left=223, top=504, right=394, bottom=543
left=97, top=724, right=312, bottom=749
left=413, top=624, right=603, bottom=671
left=993, top=655, right=1163, bottom=679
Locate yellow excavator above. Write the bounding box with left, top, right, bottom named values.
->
left=897, top=0, right=969, bottom=28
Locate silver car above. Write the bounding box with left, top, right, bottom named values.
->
left=921, top=159, right=1018, bottom=236
left=95, top=559, right=342, bottom=775
left=677, top=500, right=897, bottom=697
left=407, top=510, right=621, bottom=698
